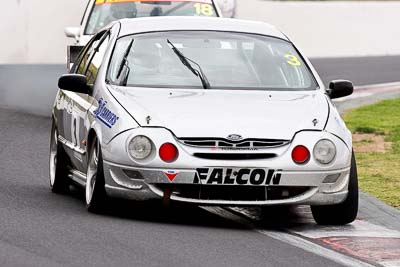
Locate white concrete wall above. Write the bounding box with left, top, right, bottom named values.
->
left=0, top=0, right=86, bottom=64
left=237, top=0, right=400, bottom=58
left=1, top=0, right=400, bottom=63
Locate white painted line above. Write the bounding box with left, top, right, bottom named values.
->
left=258, top=229, right=374, bottom=267
left=291, top=220, right=400, bottom=239
left=202, top=207, right=373, bottom=267
left=355, top=82, right=400, bottom=90
left=379, top=259, right=400, bottom=267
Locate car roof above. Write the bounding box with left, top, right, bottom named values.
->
left=117, top=17, right=288, bottom=41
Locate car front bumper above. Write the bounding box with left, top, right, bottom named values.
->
left=102, top=160, right=350, bottom=206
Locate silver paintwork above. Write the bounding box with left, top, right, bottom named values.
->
left=53, top=17, right=353, bottom=207
left=118, top=17, right=287, bottom=41
left=58, top=135, right=86, bottom=155
left=109, top=87, right=329, bottom=140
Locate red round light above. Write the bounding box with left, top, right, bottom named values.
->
left=292, top=145, right=310, bottom=164
left=159, top=143, right=179, bottom=163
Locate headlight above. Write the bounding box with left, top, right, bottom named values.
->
left=128, top=135, right=153, bottom=160
left=313, top=139, right=336, bottom=164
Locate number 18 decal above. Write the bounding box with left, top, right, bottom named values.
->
left=284, top=54, right=302, bottom=66
left=194, top=3, right=214, bottom=16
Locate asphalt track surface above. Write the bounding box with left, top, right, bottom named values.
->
left=312, top=56, right=400, bottom=86
left=0, top=109, right=346, bottom=267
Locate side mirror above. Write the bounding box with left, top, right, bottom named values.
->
left=64, top=27, right=81, bottom=38
left=328, top=80, right=354, bottom=99
left=58, top=74, right=89, bottom=94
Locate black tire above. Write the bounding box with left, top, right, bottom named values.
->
left=86, top=137, right=108, bottom=213
left=311, top=151, right=359, bottom=225
left=49, top=120, right=70, bottom=194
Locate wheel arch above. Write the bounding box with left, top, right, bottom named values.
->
left=87, top=128, right=98, bottom=154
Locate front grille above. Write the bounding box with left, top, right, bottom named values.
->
left=178, top=137, right=290, bottom=149
left=193, top=153, right=276, bottom=160
left=156, top=185, right=310, bottom=202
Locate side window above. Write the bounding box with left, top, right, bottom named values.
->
left=75, top=31, right=106, bottom=75
left=85, top=34, right=110, bottom=85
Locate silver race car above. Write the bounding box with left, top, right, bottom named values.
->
left=50, top=17, right=358, bottom=225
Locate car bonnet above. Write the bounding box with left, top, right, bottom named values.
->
left=109, top=86, right=329, bottom=140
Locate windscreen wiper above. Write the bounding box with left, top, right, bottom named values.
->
left=167, top=39, right=210, bottom=89
left=116, top=39, right=134, bottom=84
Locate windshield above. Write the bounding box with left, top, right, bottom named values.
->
left=85, top=0, right=218, bottom=35
left=108, top=31, right=317, bottom=91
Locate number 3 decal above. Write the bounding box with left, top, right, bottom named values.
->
left=284, top=54, right=302, bottom=66
left=194, top=3, right=214, bottom=16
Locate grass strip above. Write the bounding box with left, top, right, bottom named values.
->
left=343, top=98, right=400, bottom=208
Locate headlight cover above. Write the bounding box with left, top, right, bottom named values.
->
left=313, top=139, right=336, bottom=164
left=128, top=135, right=153, bottom=160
